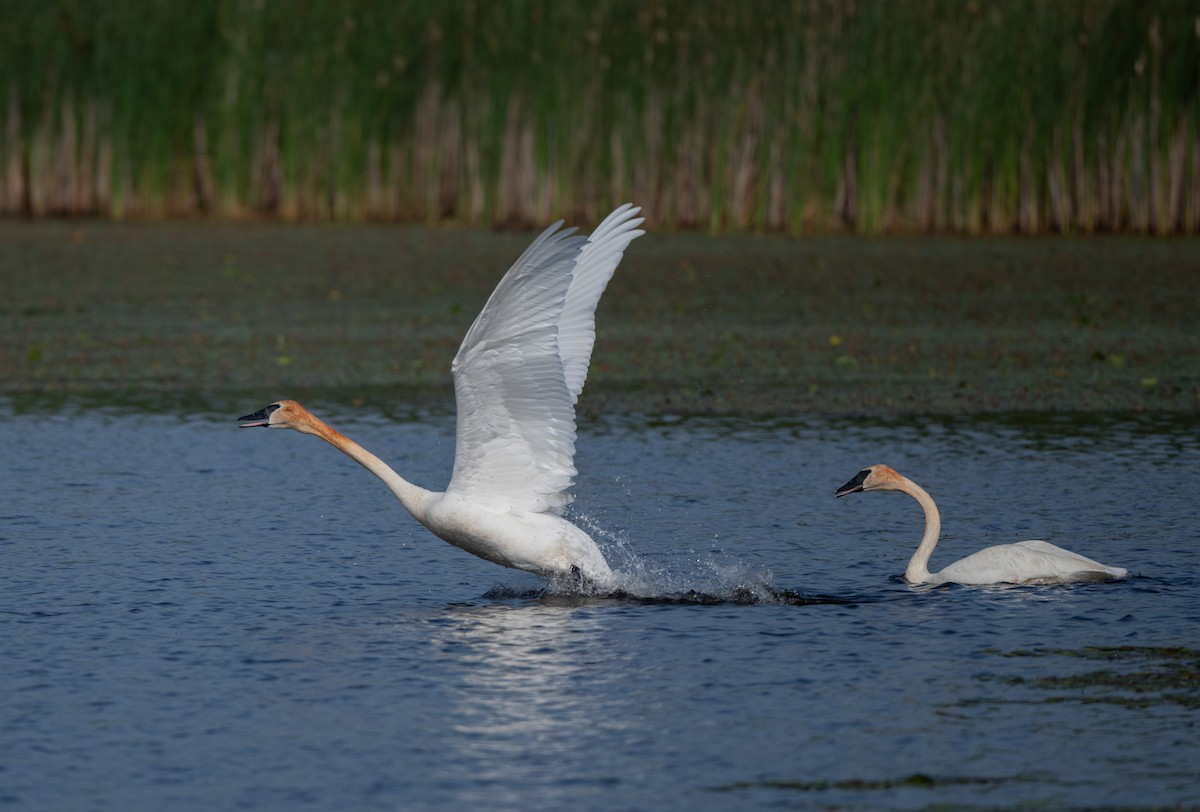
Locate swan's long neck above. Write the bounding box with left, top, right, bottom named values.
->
left=898, top=476, right=941, bottom=583
left=301, top=415, right=437, bottom=522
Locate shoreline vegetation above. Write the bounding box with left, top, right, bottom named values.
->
left=2, top=2, right=1200, bottom=235
left=3, top=220, right=1196, bottom=416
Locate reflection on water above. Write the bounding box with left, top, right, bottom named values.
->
left=416, top=603, right=642, bottom=806
left=0, top=401, right=1197, bottom=810
left=441, top=606, right=611, bottom=746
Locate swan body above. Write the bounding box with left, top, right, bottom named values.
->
left=239, top=204, right=644, bottom=588
left=834, top=464, right=1127, bottom=586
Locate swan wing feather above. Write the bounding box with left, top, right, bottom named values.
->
left=447, top=207, right=643, bottom=514
left=446, top=221, right=586, bottom=514
left=445, top=209, right=644, bottom=516
left=559, top=204, right=644, bottom=402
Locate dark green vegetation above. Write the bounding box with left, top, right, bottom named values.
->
left=2, top=221, right=1196, bottom=415
left=2, top=2, right=1199, bottom=233
left=986, top=646, right=1200, bottom=709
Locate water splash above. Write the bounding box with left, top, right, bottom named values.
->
left=538, top=512, right=859, bottom=606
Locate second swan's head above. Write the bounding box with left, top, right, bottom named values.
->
left=238, top=400, right=315, bottom=433
left=834, top=464, right=904, bottom=497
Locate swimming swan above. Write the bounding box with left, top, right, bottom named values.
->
left=239, top=204, right=644, bottom=588
left=834, top=464, right=1127, bottom=585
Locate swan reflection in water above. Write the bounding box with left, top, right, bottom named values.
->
left=428, top=601, right=632, bottom=790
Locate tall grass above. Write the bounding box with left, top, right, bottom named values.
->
left=2, top=0, right=1198, bottom=233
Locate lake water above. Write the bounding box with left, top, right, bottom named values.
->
left=1, top=399, right=1197, bottom=811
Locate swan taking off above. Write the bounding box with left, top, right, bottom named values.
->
left=834, top=464, right=1127, bottom=586
left=239, top=204, right=644, bottom=589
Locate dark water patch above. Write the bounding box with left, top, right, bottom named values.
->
left=605, top=586, right=860, bottom=606
left=713, top=771, right=1015, bottom=793
left=983, top=646, right=1200, bottom=709
left=2, top=610, right=69, bottom=619
left=583, top=410, right=1200, bottom=462
left=481, top=574, right=864, bottom=606
left=483, top=585, right=862, bottom=607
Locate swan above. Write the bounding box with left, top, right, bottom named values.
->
left=238, top=204, right=645, bottom=589
left=834, top=464, right=1127, bottom=586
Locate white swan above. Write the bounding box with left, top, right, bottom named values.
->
left=239, top=204, right=644, bottom=588
left=834, top=464, right=1127, bottom=585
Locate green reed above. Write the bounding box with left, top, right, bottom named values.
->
left=2, top=0, right=1197, bottom=233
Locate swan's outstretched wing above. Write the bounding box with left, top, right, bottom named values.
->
left=445, top=206, right=642, bottom=515
left=560, top=204, right=644, bottom=403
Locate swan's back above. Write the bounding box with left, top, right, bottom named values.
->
left=933, top=539, right=1128, bottom=586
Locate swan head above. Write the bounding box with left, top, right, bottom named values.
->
left=834, top=464, right=903, bottom=497
left=238, top=400, right=318, bottom=434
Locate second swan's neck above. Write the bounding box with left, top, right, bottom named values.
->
left=305, top=416, right=437, bottom=521
left=900, top=477, right=941, bottom=583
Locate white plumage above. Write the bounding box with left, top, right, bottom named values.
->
left=239, top=204, right=644, bottom=587
left=835, top=464, right=1128, bottom=586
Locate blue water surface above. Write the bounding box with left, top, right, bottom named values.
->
left=1, top=400, right=1197, bottom=811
